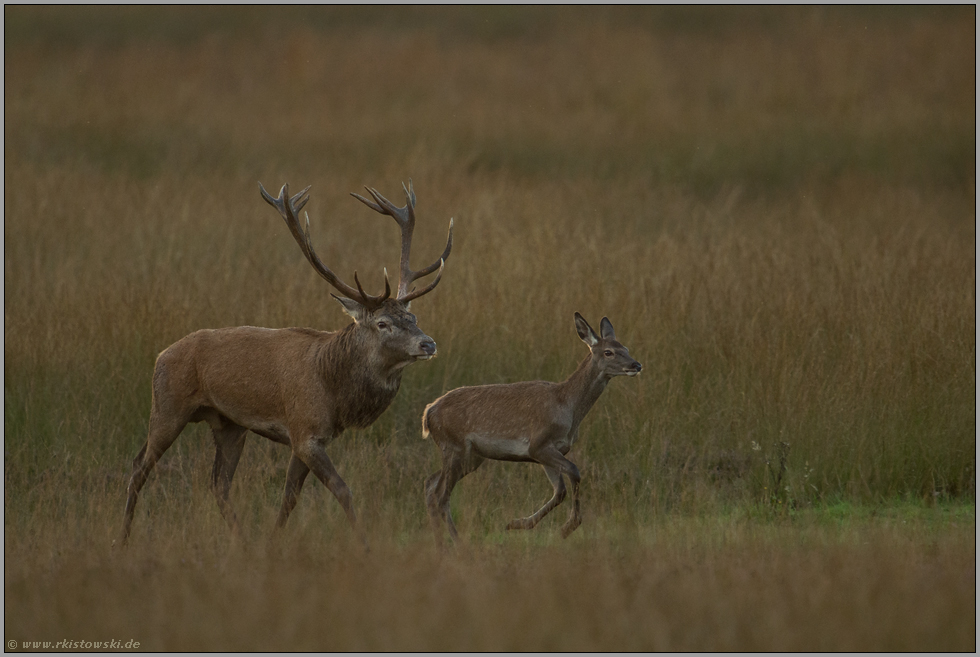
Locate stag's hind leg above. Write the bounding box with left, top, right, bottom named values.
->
left=505, top=464, right=567, bottom=532
left=120, top=411, right=188, bottom=545
left=209, top=419, right=247, bottom=535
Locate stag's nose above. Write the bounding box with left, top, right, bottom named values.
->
left=420, top=340, right=437, bottom=356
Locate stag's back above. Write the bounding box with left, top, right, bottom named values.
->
left=153, top=326, right=333, bottom=432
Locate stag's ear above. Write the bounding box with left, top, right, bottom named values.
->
left=333, top=295, right=369, bottom=322
left=599, top=317, right=616, bottom=341
left=574, top=312, right=599, bottom=347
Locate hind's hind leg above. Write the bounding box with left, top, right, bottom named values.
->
left=431, top=443, right=483, bottom=544
left=424, top=469, right=447, bottom=547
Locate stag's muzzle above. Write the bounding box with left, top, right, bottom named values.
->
left=417, top=340, right=437, bottom=360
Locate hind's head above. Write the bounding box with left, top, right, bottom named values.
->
left=574, top=312, right=642, bottom=379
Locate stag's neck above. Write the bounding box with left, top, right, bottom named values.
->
left=316, top=324, right=403, bottom=430
left=558, top=354, right=610, bottom=429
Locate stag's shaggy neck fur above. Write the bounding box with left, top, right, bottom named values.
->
left=317, top=322, right=403, bottom=431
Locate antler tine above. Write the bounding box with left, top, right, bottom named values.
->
left=353, top=268, right=392, bottom=307
left=359, top=185, right=415, bottom=226
left=399, top=258, right=446, bottom=304
left=410, top=217, right=453, bottom=280
left=259, top=181, right=390, bottom=309
left=349, top=180, right=451, bottom=301
left=403, top=179, right=416, bottom=208
left=289, top=185, right=311, bottom=214
left=350, top=182, right=413, bottom=222
left=349, top=190, right=385, bottom=215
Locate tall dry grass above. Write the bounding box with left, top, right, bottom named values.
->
left=4, top=6, right=975, bottom=651
left=6, top=505, right=975, bottom=651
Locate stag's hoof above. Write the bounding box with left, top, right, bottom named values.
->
left=560, top=517, right=582, bottom=539
left=505, top=518, right=534, bottom=531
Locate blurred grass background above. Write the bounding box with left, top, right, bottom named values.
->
left=4, top=6, right=976, bottom=650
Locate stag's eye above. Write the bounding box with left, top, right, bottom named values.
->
left=603, top=349, right=614, bottom=357
left=377, top=321, right=388, bottom=330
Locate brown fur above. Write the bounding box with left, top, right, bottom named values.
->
left=422, top=313, right=641, bottom=545
left=120, top=182, right=449, bottom=548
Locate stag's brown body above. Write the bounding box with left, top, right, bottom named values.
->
left=153, top=320, right=412, bottom=444
left=121, top=182, right=452, bottom=546
left=423, top=313, right=641, bottom=545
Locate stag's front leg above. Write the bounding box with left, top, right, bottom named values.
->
left=505, top=464, right=566, bottom=531
left=294, top=436, right=368, bottom=549
left=276, top=454, right=311, bottom=529
left=210, top=422, right=248, bottom=536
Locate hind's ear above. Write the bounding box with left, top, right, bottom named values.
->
left=599, top=317, right=616, bottom=341
left=574, top=312, right=598, bottom=347
left=333, top=295, right=369, bottom=323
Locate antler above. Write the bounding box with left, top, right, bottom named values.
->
left=259, top=182, right=391, bottom=309
left=350, top=179, right=453, bottom=303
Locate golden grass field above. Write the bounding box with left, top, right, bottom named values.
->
left=4, top=6, right=976, bottom=651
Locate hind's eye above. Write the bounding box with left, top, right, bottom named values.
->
left=603, top=350, right=614, bottom=357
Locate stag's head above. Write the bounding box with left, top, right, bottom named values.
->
left=574, top=313, right=642, bottom=378
left=335, top=297, right=437, bottom=369
left=259, top=181, right=452, bottom=370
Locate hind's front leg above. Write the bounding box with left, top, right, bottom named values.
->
left=506, top=464, right=566, bottom=531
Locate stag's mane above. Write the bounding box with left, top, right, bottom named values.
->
left=317, top=322, right=402, bottom=431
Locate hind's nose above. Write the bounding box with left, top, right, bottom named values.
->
left=420, top=340, right=437, bottom=356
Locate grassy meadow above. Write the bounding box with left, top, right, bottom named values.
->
left=4, top=6, right=976, bottom=651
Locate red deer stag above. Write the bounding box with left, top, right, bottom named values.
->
left=120, top=180, right=452, bottom=546
left=422, top=313, right=640, bottom=545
